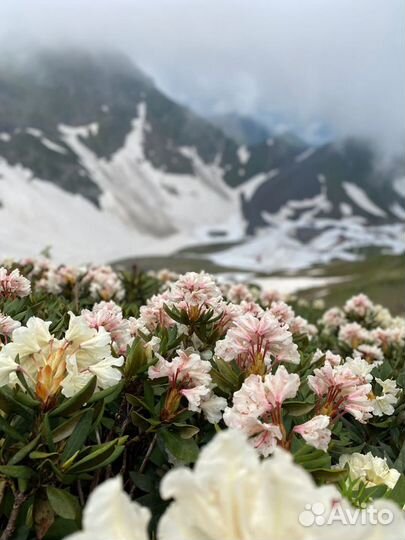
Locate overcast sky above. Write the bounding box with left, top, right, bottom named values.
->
left=0, top=0, right=404, bottom=157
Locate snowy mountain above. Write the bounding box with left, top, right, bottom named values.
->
left=0, top=49, right=404, bottom=268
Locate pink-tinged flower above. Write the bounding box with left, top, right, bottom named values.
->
left=294, top=415, right=331, bottom=451
left=0, top=267, right=31, bottom=299
left=354, top=344, right=384, bottom=364
left=371, top=327, right=405, bottom=351
left=237, top=301, right=264, bottom=318
left=83, top=265, right=124, bottom=301
left=270, top=301, right=317, bottom=338
left=0, top=313, right=21, bottom=339
left=170, top=272, right=222, bottom=318
left=269, top=301, right=295, bottom=325
left=311, top=349, right=342, bottom=367
left=260, top=288, right=283, bottom=307
left=226, top=283, right=254, bottom=304
left=148, top=349, right=214, bottom=418
left=308, top=360, right=374, bottom=423
left=343, top=384, right=374, bottom=423
left=224, top=408, right=282, bottom=457
left=57, top=265, right=82, bottom=286
left=223, top=367, right=299, bottom=456
left=132, top=292, right=175, bottom=335
left=344, top=294, right=374, bottom=318
left=320, top=307, right=347, bottom=331
left=265, top=365, right=300, bottom=408
left=215, top=311, right=299, bottom=374
left=338, top=322, right=370, bottom=349
left=288, top=316, right=318, bottom=338
left=82, top=301, right=132, bottom=354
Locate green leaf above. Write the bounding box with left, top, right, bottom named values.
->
left=67, top=439, right=119, bottom=473
left=312, top=468, right=348, bottom=483
left=175, top=425, right=200, bottom=440
left=284, top=400, right=315, bottom=416
left=159, top=429, right=199, bottom=464
left=69, top=444, right=125, bottom=473
left=46, top=487, right=80, bottom=521
left=87, top=381, right=124, bottom=404
left=394, top=441, right=405, bottom=473
left=0, top=465, right=33, bottom=479
left=0, top=416, right=27, bottom=442
left=293, top=442, right=331, bottom=471
left=8, top=435, right=40, bottom=465
left=29, top=451, right=58, bottom=460
left=129, top=471, right=154, bottom=493
left=124, top=338, right=147, bottom=378
left=0, top=387, right=33, bottom=420
left=61, top=409, right=94, bottom=462
left=51, top=411, right=88, bottom=443
left=387, top=474, right=405, bottom=507
left=50, top=376, right=97, bottom=417
left=41, top=414, right=56, bottom=452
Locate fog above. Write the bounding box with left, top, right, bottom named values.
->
left=0, top=0, right=404, bottom=158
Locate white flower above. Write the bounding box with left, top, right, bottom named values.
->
left=7, top=317, right=52, bottom=358
left=0, top=352, right=19, bottom=386
left=339, top=452, right=400, bottom=490
left=65, top=476, right=150, bottom=540
left=88, top=355, right=124, bottom=389
left=200, top=393, right=227, bottom=424
left=293, top=415, right=331, bottom=451
left=0, top=313, right=21, bottom=338
left=159, top=429, right=402, bottom=540
left=61, top=356, right=94, bottom=398
left=344, top=356, right=375, bottom=382
left=65, top=313, right=111, bottom=368
left=372, top=378, right=400, bottom=417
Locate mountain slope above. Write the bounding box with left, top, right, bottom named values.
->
left=0, top=48, right=403, bottom=266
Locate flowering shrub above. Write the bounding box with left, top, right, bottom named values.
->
left=0, top=260, right=404, bottom=539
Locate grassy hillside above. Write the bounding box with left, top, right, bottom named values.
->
left=300, top=253, right=405, bottom=315
left=116, top=251, right=405, bottom=315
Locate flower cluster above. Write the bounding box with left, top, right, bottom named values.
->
left=0, top=266, right=31, bottom=299
left=0, top=264, right=404, bottom=539
left=148, top=348, right=226, bottom=423
left=0, top=313, right=123, bottom=407
left=67, top=430, right=405, bottom=540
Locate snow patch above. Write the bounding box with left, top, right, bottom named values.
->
left=237, top=145, right=250, bottom=165
left=238, top=169, right=278, bottom=201
left=394, top=177, right=405, bottom=198
left=0, top=158, right=188, bottom=264
left=26, top=127, right=43, bottom=138
left=390, top=202, right=405, bottom=220
left=60, top=103, right=244, bottom=241
left=294, top=147, right=316, bottom=163
left=209, top=220, right=405, bottom=273
left=343, top=182, right=387, bottom=218
left=340, top=203, right=353, bottom=217
left=41, top=138, right=67, bottom=155
left=0, top=133, right=11, bottom=142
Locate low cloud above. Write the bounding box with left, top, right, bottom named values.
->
left=0, top=0, right=404, bottom=158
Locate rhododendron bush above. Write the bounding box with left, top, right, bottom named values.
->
left=0, top=258, right=404, bottom=539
